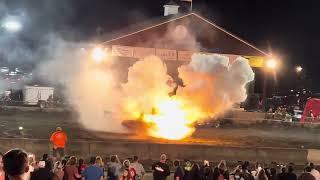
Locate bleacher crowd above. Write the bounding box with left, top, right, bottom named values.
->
left=0, top=148, right=320, bottom=180
left=0, top=127, right=319, bottom=180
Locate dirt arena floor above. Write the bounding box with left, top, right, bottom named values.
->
left=0, top=106, right=320, bottom=149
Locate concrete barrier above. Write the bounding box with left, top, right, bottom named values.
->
left=0, top=138, right=312, bottom=165
left=224, top=110, right=266, bottom=122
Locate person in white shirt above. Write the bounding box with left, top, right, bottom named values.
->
left=129, top=156, right=145, bottom=179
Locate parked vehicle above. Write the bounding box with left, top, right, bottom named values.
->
left=23, top=85, right=54, bottom=108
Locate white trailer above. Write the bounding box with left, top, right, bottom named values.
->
left=23, top=86, right=54, bottom=107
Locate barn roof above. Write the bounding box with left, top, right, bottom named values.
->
left=101, top=12, right=268, bottom=57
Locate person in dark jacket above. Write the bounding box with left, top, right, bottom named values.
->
left=30, top=161, right=54, bottom=180
left=285, top=166, right=297, bottom=180
left=278, top=167, right=287, bottom=180
left=269, top=168, right=277, bottom=180
left=188, top=163, right=200, bottom=180
left=41, top=154, right=53, bottom=172
left=213, top=167, right=220, bottom=180
left=240, top=161, right=254, bottom=180
left=174, top=160, right=184, bottom=180
left=184, top=160, right=201, bottom=180
left=184, top=161, right=193, bottom=180
left=199, top=160, right=213, bottom=180
left=152, top=154, right=170, bottom=180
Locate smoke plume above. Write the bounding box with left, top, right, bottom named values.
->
left=35, top=36, right=126, bottom=133
left=176, top=53, right=255, bottom=119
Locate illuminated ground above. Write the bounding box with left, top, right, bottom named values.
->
left=0, top=107, right=319, bottom=149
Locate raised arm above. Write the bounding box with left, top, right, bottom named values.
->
left=141, top=164, right=146, bottom=175
left=116, top=155, right=121, bottom=164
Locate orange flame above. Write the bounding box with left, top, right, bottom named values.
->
left=119, top=55, right=254, bottom=140
left=142, top=97, right=206, bottom=140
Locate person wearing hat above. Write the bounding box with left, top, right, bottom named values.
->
left=50, top=127, right=68, bottom=160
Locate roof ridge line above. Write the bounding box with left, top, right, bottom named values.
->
left=101, top=12, right=269, bottom=57
left=191, top=13, right=269, bottom=56
left=101, top=13, right=193, bottom=45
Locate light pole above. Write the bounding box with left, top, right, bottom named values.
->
left=263, top=58, right=279, bottom=111
left=266, top=58, right=278, bottom=70
left=295, top=65, right=303, bottom=74
left=295, top=65, right=304, bottom=93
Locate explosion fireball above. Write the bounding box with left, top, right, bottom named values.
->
left=39, top=48, right=254, bottom=140
left=144, top=98, right=196, bottom=140
left=120, top=54, right=254, bottom=140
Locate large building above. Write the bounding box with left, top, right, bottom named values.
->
left=98, top=1, right=269, bottom=92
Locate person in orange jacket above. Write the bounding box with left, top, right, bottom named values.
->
left=50, top=127, right=68, bottom=160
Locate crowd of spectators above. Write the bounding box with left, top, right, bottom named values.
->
left=0, top=148, right=320, bottom=180
left=0, top=148, right=145, bottom=180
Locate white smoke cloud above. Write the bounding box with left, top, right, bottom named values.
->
left=219, top=56, right=255, bottom=102
left=35, top=36, right=126, bottom=133
left=67, top=65, right=125, bottom=132
left=188, top=54, right=229, bottom=74
left=176, top=53, right=255, bottom=119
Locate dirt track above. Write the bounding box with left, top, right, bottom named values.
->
left=0, top=107, right=320, bottom=149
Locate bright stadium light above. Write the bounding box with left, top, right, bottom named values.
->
left=296, top=65, right=303, bottom=73
left=1, top=20, right=22, bottom=32
left=91, top=46, right=108, bottom=63
left=266, top=58, right=278, bottom=69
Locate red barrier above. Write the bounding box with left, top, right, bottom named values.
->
left=301, top=98, right=320, bottom=123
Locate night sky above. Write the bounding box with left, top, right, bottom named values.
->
left=2, top=0, right=320, bottom=91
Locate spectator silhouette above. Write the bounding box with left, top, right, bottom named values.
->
left=82, top=157, right=103, bottom=180
left=3, top=149, right=29, bottom=180
left=278, top=167, right=287, bottom=180
left=30, top=160, right=54, bottom=180
left=129, top=156, right=145, bottom=179
left=152, top=154, right=170, bottom=180
left=173, top=160, right=184, bottom=180
left=285, top=166, right=297, bottom=180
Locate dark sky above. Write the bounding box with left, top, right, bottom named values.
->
left=3, top=0, right=320, bottom=91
